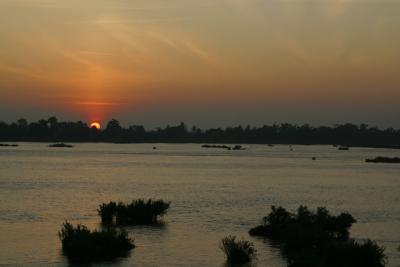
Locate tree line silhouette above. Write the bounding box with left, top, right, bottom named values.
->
left=0, top=117, right=399, bottom=148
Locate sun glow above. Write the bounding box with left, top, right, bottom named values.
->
left=90, top=122, right=101, bottom=130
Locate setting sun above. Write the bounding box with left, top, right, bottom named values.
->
left=90, top=122, right=101, bottom=130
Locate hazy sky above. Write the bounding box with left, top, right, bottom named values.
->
left=1, top=0, right=399, bottom=128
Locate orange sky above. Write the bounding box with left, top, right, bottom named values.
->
left=1, top=0, right=399, bottom=127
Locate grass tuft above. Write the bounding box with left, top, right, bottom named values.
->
left=219, top=236, right=256, bottom=263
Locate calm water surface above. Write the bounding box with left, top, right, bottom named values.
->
left=0, top=143, right=399, bottom=266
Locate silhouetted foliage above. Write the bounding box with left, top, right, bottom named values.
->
left=98, top=201, right=118, bottom=224
left=219, top=236, right=256, bottom=264
left=249, top=206, right=386, bottom=267
left=104, top=119, right=123, bottom=141
left=249, top=206, right=356, bottom=242
left=1, top=117, right=400, bottom=147
left=320, top=239, right=386, bottom=267
left=58, top=222, right=135, bottom=263
left=98, top=199, right=170, bottom=225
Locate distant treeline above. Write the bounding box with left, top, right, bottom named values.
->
left=0, top=117, right=399, bottom=148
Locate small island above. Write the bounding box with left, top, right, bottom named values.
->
left=201, top=144, right=245, bottom=150
left=98, top=199, right=170, bottom=225
left=249, top=206, right=386, bottom=267
left=0, top=143, right=18, bottom=147
left=365, top=157, right=400, bottom=163
left=58, top=222, right=135, bottom=263
left=202, top=144, right=231, bottom=150
left=48, top=143, right=73, bottom=148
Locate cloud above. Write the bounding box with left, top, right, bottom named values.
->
left=79, top=50, right=115, bottom=56
left=70, top=101, right=123, bottom=106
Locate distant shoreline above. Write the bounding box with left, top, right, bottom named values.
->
left=1, top=118, right=399, bottom=149
left=1, top=141, right=399, bottom=150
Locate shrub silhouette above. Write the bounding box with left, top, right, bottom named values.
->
left=321, top=239, right=386, bottom=267
left=249, top=206, right=385, bottom=267
left=98, top=201, right=117, bottom=224
left=98, top=199, right=170, bottom=225
left=58, top=222, right=135, bottom=263
left=219, top=236, right=256, bottom=263
left=249, top=206, right=356, bottom=244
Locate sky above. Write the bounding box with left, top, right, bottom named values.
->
left=0, top=0, right=399, bottom=128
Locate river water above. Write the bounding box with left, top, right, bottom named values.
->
left=0, top=143, right=399, bottom=266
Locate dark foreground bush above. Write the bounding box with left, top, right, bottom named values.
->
left=59, top=222, right=135, bottom=263
left=321, top=239, right=386, bottom=267
left=98, top=199, right=170, bottom=225
left=98, top=201, right=118, bottom=224
left=249, top=206, right=356, bottom=244
left=220, top=236, right=256, bottom=263
left=249, top=206, right=386, bottom=267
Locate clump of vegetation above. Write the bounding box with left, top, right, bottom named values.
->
left=365, top=157, right=400, bottom=163
left=219, top=236, right=256, bottom=263
left=249, top=206, right=386, bottom=267
left=48, top=143, right=73, bottom=148
left=202, top=144, right=231, bottom=150
left=249, top=206, right=356, bottom=242
left=98, top=201, right=118, bottom=224
left=321, top=239, right=386, bottom=267
left=0, top=143, right=18, bottom=147
left=58, top=222, right=135, bottom=263
left=98, top=199, right=170, bottom=225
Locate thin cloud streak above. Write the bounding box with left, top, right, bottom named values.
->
left=70, top=102, right=123, bottom=106
left=79, top=51, right=115, bottom=56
